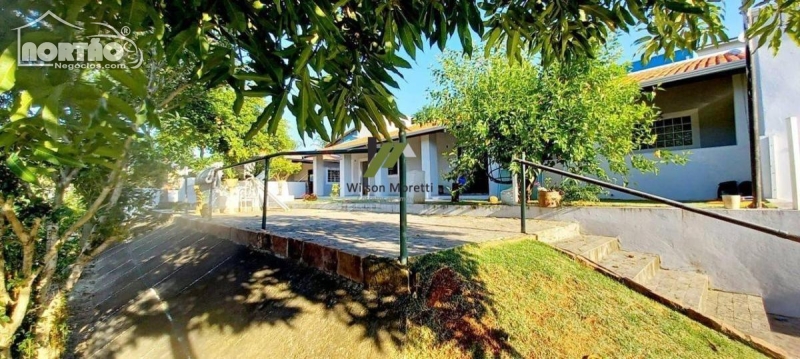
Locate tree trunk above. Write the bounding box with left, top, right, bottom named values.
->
left=34, top=292, right=64, bottom=359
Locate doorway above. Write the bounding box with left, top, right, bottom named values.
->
left=360, top=161, right=369, bottom=195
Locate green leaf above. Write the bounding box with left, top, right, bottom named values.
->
left=5, top=153, right=39, bottom=184
left=33, top=146, right=83, bottom=167
left=664, top=1, right=705, bottom=14
left=0, top=46, right=16, bottom=91
left=109, top=70, right=147, bottom=98
left=166, top=26, right=198, bottom=65
left=10, top=91, right=33, bottom=121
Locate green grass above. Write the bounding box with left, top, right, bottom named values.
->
left=401, top=240, right=766, bottom=359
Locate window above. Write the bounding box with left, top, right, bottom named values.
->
left=326, top=169, right=340, bottom=183
left=388, top=162, right=399, bottom=176
left=640, top=110, right=699, bottom=150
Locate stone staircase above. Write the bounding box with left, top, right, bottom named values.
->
left=537, top=226, right=800, bottom=358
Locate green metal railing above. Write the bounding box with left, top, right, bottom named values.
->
left=209, top=139, right=412, bottom=264
left=513, top=157, right=800, bottom=244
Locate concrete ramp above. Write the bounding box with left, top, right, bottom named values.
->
left=67, top=222, right=404, bottom=358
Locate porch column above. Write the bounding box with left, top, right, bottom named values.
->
left=788, top=117, right=800, bottom=210
left=312, top=155, right=325, bottom=196
left=340, top=154, right=353, bottom=197
left=421, top=134, right=439, bottom=199
left=373, top=166, right=389, bottom=197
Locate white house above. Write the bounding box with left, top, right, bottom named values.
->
left=614, top=36, right=800, bottom=202
left=304, top=37, right=800, bottom=204
left=313, top=120, right=511, bottom=199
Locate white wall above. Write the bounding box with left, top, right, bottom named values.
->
left=604, top=144, right=752, bottom=200
left=523, top=207, right=800, bottom=318
left=753, top=32, right=800, bottom=201
left=296, top=201, right=800, bottom=317
left=603, top=74, right=751, bottom=201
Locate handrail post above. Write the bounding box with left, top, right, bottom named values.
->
left=268, top=157, right=269, bottom=230
left=209, top=169, right=215, bottom=219
left=399, top=128, right=408, bottom=265
left=520, top=153, right=527, bottom=234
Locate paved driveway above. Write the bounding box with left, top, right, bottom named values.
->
left=68, top=224, right=405, bottom=358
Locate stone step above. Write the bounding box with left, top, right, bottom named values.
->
left=702, top=290, right=772, bottom=335
left=644, top=270, right=709, bottom=310
left=550, top=235, right=620, bottom=263
left=597, top=250, right=660, bottom=284
left=533, top=222, right=581, bottom=243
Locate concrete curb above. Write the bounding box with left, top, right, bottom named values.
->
left=171, top=215, right=411, bottom=295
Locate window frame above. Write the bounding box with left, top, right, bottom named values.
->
left=326, top=168, right=341, bottom=183
left=387, top=162, right=399, bottom=176
left=638, top=109, right=701, bottom=151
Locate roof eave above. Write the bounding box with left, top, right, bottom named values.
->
left=638, top=61, right=746, bottom=88
left=325, top=125, right=446, bottom=150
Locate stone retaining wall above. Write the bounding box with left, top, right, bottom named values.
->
left=171, top=215, right=410, bottom=294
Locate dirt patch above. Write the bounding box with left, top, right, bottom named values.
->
left=416, top=267, right=514, bottom=357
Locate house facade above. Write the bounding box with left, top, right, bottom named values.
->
left=304, top=37, right=799, bottom=203
left=614, top=36, right=800, bottom=202
left=307, top=122, right=511, bottom=199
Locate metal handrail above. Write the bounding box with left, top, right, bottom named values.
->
left=513, top=158, right=800, bottom=244
left=210, top=148, right=371, bottom=226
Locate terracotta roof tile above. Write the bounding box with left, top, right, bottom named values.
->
left=628, top=50, right=746, bottom=85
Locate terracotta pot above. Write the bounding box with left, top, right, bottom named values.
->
left=538, top=190, right=561, bottom=208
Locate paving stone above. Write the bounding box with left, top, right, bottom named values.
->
left=644, top=270, right=708, bottom=310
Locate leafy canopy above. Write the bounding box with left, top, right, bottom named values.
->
left=0, top=0, right=756, bottom=147
left=417, top=44, right=686, bottom=199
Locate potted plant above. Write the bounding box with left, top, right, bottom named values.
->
left=223, top=168, right=239, bottom=188
left=537, top=178, right=562, bottom=208
left=330, top=183, right=340, bottom=199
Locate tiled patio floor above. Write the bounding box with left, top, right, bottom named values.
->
left=202, top=209, right=570, bottom=258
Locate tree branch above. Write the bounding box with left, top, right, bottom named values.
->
left=158, top=83, right=191, bottom=110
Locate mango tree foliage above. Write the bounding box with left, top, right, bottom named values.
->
left=158, top=86, right=299, bottom=171
left=417, top=46, right=687, bottom=200
left=0, top=0, right=743, bottom=154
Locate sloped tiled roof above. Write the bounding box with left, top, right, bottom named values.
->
left=628, top=49, right=746, bottom=86
left=325, top=123, right=444, bottom=150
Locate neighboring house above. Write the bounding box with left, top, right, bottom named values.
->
left=615, top=36, right=800, bottom=201
left=307, top=36, right=799, bottom=202
left=285, top=154, right=341, bottom=196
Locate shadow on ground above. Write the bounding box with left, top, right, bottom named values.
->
left=67, top=222, right=408, bottom=358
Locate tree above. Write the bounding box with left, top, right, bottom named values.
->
left=0, top=57, right=189, bottom=357
left=158, top=86, right=299, bottom=169
left=0, top=1, right=793, bottom=357
left=417, top=44, right=686, bottom=201
left=5, top=0, right=788, bottom=149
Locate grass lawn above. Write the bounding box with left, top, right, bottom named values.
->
left=401, top=240, right=766, bottom=358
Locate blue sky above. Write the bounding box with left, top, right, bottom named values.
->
left=290, top=0, right=745, bottom=148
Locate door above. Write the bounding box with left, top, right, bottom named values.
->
left=456, top=150, right=490, bottom=194
left=307, top=169, right=314, bottom=194
left=360, top=162, right=369, bottom=195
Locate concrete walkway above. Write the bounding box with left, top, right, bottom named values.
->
left=67, top=224, right=406, bottom=358
left=68, top=210, right=566, bottom=358
left=204, top=209, right=566, bottom=258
